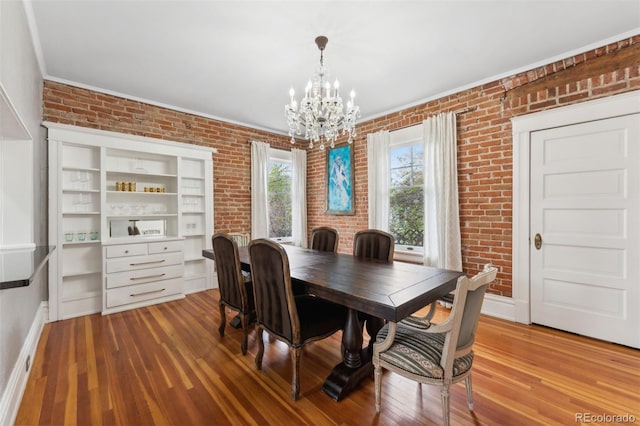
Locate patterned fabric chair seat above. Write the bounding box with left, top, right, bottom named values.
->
left=376, top=323, right=473, bottom=379
left=398, top=315, right=433, bottom=330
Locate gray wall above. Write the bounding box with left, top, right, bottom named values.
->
left=0, top=0, right=46, bottom=408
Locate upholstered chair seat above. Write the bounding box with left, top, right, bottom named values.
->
left=376, top=325, right=474, bottom=379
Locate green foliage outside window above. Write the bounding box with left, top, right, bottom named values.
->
left=268, top=161, right=292, bottom=238
left=389, top=144, right=424, bottom=247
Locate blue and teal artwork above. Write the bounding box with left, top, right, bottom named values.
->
left=327, top=145, right=353, bottom=213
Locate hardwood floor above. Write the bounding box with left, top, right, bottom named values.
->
left=16, top=290, right=640, bottom=425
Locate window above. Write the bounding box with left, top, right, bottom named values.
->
left=389, top=125, right=424, bottom=254
left=389, top=142, right=424, bottom=252
left=268, top=150, right=292, bottom=242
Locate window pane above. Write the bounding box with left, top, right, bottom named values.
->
left=268, top=160, right=292, bottom=238
left=389, top=187, right=424, bottom=247
left=389, top=143, right=424, bottom=248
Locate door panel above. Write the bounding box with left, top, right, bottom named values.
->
left=530, top=114, right=640, bottom=348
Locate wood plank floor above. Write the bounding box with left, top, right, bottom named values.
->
left=16, top=289, right=640, bottom=425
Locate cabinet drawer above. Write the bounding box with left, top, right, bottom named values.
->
left=148, top=240, right=183, bottom=254
left=106, top=278, right=182, bottom=309
left=106, top=264, right=184, bottom=289
left=106, top=252, right=183, bottom=274
left=106, top=243, right=147, bottom=258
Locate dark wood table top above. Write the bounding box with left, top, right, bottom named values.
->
left=203, top=245, right=463, bottom=322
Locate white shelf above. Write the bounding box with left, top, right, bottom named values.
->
left=107, top=191, right=177, bottom=196
left=62, top=240, right=101, bottom=246
left=62, top=290, right=102, bottom=303
left=62, top=211, right=101, bottom=215
left=62, top=271, right=101, bottom=279
left=106, top=170, right=177, bottom=178
left=106, top=214, right=178, bottom=219
left=63, top=188, right=100, bottom=193
left=62, top=166, right=100, bottom=172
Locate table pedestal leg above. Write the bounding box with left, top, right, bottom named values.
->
left=322, top=308, right=382, bottom=401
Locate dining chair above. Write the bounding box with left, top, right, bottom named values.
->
left=352, top=229, right=394, bottom=261
left=352, top=229, right=395, bottom=349
left=212, top=232, right=255, bottom=355
left=228, top=232, right=251, bottom=248
left=373, top=264, right=498, bottom=425
left=248, top=238, right=347, bottom=400
left=310, top=226, right=339, bottom=252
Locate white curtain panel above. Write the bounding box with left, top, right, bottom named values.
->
left=367, top=130, right=390, bottom=230
left=250, top=140, right=270, bottom=239
left=423, top=112, right=463, bottom=271
left=291, top=148, right=308, bottom=248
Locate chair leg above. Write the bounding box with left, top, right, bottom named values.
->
left=255, top=327, right=264, bottom=370
left=218, top=302, right=226, bottom=337
left=441, top=385, right=450, bottom=426
left=465, top=375, right=474, bottom=410
left=240, top=314, right=248, bottom=355
left=291, top=347, right=302, bottom=400
left=374, top=364, right=382, bottom=413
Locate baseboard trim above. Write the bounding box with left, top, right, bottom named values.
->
left=481, top=293, right=516, bottom=321
left=0, top=301, right=48, bottom=426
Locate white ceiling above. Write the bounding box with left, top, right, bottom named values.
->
left=27, top=1, right=640, bottom=135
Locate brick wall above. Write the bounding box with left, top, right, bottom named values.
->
left=43, top=35, right=640, bottom=297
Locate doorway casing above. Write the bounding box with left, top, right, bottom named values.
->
left=511, top=90, right=640, bottom=324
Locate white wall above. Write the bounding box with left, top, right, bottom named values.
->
left=0, top=0, right=45, bottom=421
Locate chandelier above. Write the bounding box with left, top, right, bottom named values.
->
left=285, top=36, right=360, bottom=150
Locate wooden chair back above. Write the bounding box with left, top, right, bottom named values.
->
left=248, top=239, right=299, bottom=343
left=310, top=226, right=339, bottom=252
left=228, top=232, right=250, bottom=248
left=212, top=232, right=249, bottom=313
left=353, top=229, right=395, bottom=262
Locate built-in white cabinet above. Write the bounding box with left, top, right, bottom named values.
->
left=102, top=239, right=184, bottom=314
left=47, top=122, right=216, bottom=320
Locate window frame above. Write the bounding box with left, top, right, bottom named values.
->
left=389, top=125, right=425, bottom=261
left=267, top=148, right=293, bottom=244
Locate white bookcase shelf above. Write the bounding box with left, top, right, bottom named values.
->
left=47, top=122, right=216, bottom=320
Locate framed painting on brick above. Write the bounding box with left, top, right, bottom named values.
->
left=326, top=143, right=354, bottom=215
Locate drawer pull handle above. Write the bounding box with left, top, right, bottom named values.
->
left=130, top=288, right=165, bottom=297
left=130, top=273, right=166, bottom=281
left=129, top=259, right=166, bottom=266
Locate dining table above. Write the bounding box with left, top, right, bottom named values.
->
left=202, top=244, right=463, bottom=401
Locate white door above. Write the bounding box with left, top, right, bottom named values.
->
left=530, top=113, right=640, bottom=348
